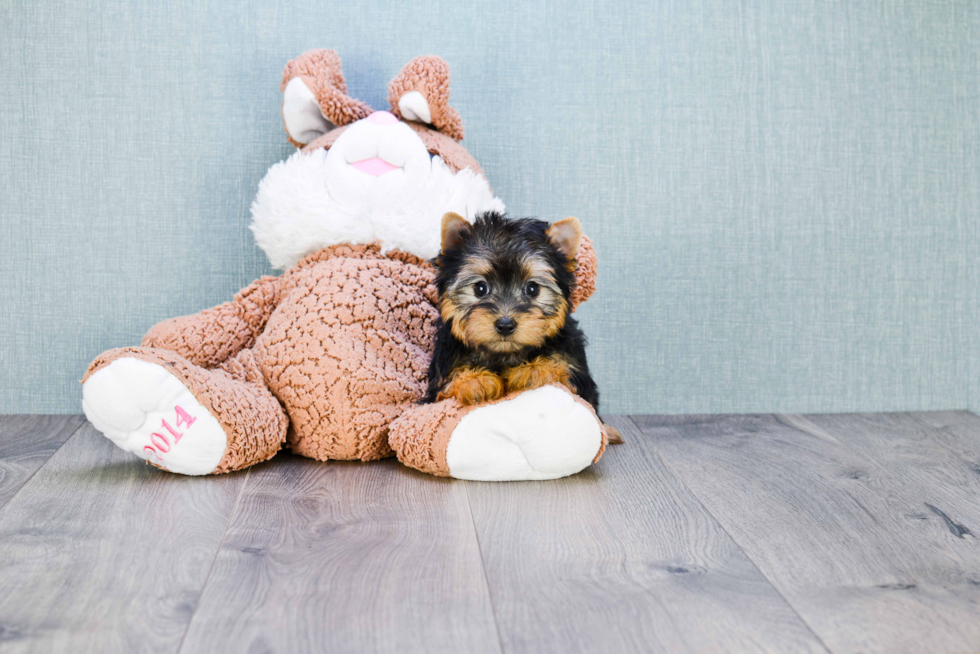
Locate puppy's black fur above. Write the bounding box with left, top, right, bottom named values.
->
left=422, top=211, right=599, bottom=410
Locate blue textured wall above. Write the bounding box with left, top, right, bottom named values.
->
left=1, top=0, right=978, bottom=415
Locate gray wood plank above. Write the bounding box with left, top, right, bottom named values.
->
left=0, top=415, right=84, bottom=511
left=633, top=413, right=980, bottom=654
left=790, top=411, right=980, bottom=543
left=906, top=410, right=980, bottom=474
left=179, top=454, right=502, bottom=654
left=0, top=423, right=247, bottom=653
left=463, top=416, right=829, bottom=654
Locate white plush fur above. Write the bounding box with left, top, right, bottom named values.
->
left=282, top=77, right=332, bottom=145
left=82, top=358, right=227, bottom=476
left=398, top=91, right=432, bottom=123
left=251, top=116, right=504, bottom=268
left=445, top=385, right=603, bottom=481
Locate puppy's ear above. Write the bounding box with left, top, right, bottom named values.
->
left=547, top=217, right=582, bottom=260
left=441, top=212, right=470, bottom=251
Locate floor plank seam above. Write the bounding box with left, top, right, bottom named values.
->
left=625, top=416, right=836, bottom=654
left=175, top=466, right=252, bottom=654
left=463, top=480, right=507, bottom=654
left=0, top=417, right=87, bottom=515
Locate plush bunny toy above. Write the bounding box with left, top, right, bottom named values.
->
left=81, top=50, right=607, bottom=481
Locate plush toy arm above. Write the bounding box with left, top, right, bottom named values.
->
left=570, top=235, right=597, bottom=311
left=141, top=275, right=283, bottom=368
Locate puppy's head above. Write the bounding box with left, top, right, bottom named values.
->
left=435, top=211, right=581, bottom=353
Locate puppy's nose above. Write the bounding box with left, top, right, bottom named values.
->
left=495, top=317, right=517, bottom=335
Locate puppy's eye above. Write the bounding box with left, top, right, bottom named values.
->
left=524, top=282, right=540, bottom=298
left=473, top=281, right=490, bottom=298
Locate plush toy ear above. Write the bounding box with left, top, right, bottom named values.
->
left=441, top=212, right=471, bottom=251
left=398, top=91, right=432, bottom=124
left=547, top=217, right=583, bottom=260
left=280, top=49, right=373, bottom=146
left=281, top=77, right=331, bottom=145
left=388, top=56, right=465, bottom=141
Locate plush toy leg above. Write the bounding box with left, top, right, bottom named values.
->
left=388, top=384, right=606, bottom=481
left=82, top=347, right=287, bottom=475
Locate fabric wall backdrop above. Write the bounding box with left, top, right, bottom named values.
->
left=1, top=0, right=977, bottom=415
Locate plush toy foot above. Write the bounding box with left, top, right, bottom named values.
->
left=83, top=357, right=227, bottom=475
left=82, top=347, right=288, bottom=475
left=389, top=384, right=606, bottom=481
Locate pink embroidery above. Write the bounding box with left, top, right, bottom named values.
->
left=161, top=419, right=183, bottom=444
left=175, top=405, right=197, bottom=429
left=143, top=405, right=196, bottom=462
left=150, top=433, right=171, bottom=452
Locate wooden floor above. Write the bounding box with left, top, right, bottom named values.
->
left=2, top=413, right=980, bottom=653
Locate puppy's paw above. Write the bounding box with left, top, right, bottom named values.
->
left=504, top=355, right=574, bottom=394
left=438, top=367, right=505, bottom=406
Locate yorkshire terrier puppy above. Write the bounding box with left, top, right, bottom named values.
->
left=424, top=211, right=621, bottom=443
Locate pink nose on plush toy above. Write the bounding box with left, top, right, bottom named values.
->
left=350, top=158, right=400, bottom=176
left=368, top=110, right=399, bottom=126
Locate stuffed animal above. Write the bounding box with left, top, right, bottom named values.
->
left=81, top=50, right=607, bottom=481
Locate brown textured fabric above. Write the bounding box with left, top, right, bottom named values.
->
left=280, top=49, right=373, bottom=146
left=83, top=346, right=288, bottom=474
left=87, top=240, right=598, bottom=474
left=252, top=244, right=439, bottom=462
left=142, top=275, right=282, bottom=368
left=388, top=399, right=470, bottom=477
left=571, top=235, right=597, bottom=311
left=388, top=55, right=464, bottom=141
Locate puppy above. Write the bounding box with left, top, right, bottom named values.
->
left=424, top=211, right=622, bottom=444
